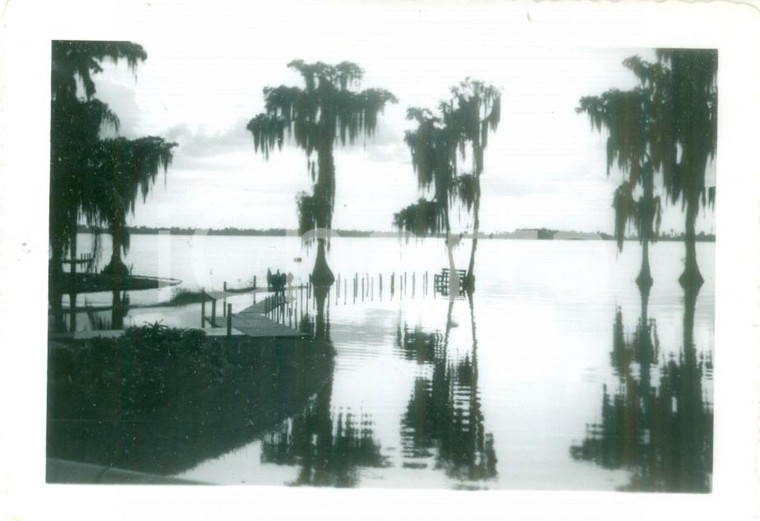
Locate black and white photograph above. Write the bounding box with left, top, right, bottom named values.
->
left=1, top=0, right=758, bottom=519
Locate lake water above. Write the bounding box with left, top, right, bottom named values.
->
left=56, top=234, right=714, bottom=491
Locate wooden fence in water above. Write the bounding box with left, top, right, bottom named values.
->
left=200, top=269, right=459, bottom=338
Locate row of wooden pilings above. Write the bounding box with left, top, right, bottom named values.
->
left=199, top=280, right=238, bottom=336
left=261, top=270, right=440, bottom=326
left=332, top=270, right=435, bottom=304
left=199, top=270, right=442, bottom=334
left=200, top=295, right=233, bottom=335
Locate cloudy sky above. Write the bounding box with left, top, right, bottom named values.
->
left=86, top=2, right=716, bottom=235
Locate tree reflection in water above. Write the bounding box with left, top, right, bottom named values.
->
left=571, top=287, right=713, bottom=492
left=260, top=386, right=386, bottom=487
left=397, top=297, right=497, bottom=486
left=260, top=286, right=387, bottom=487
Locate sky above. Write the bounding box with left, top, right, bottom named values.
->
left=84, top=3, right=716, bottom=235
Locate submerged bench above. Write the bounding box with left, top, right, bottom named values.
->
left=433, top=268, right=466, bottom=296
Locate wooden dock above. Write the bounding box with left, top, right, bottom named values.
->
left=52, top=269, right=448, bottom=341
left=52, top=291, right=302, bottom=341
left=201, top=289, right=300, bottom=338
left=231, top=306, right=301, bottom=338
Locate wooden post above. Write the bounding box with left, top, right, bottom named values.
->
left=379, top=273, right=383, bottom=299
left=226, top=304, right=232, bottom=337
left=211, top=299, right=217, bottom=327
left=361, top=278, right=365, bottom=302
left=412, top=272, right=416, bottom=299
left=253, top=275, right=257, bottom=290
left=223, top=282, right=227, bottom=317
left=391, top=273, right=395, bottom=298
left=201, top=289, right=206, bottom=328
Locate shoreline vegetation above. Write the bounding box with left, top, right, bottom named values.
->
left=47, top=324, right=334, bottom=477
left=75, top=224, right=715, bottom=242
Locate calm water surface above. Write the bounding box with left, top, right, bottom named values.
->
left=60, top=235, right=715, bottom=490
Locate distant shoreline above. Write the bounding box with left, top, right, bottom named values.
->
left=76, top=225, right=715, bottom=242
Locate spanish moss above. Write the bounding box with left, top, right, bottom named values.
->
left=247, top=60, right=396, bottom=287
left=393, top=198, right=447, bottom=240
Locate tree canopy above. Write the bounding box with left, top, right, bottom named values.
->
left=395, top=79, right=501, bottom=295
left=50, top=41, right=148, bottom=268
left=576, top=59, right=665, bottom=255
left=50, top=40, right=176, bottom=281
left=91, top=137, right=176, bottom=261
left=247, top=60, right=397, bottom=237
left=577, top=51, right=716, bottom=288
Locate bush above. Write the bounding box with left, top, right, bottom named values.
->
left=168, top=288, right=211, bottom=306
left=48, top=323, right=225, bottom=419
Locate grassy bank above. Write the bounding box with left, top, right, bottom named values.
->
left=47, top=323, right=334, bottom=478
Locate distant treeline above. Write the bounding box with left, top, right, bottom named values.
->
left=75, top=225, right=393, bottom=238
left=75, top=225, right=714, bottom=242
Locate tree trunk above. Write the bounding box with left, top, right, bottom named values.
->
left=310, top=138, right=336, bottom=290
left=311, top=239, right=335, bottom=289
left=637, top=239, right=653, bottom=291
left=69, top=216, right=78, bottom=291
left=49, top=247, right=65, bottom=332
left=443, top=297, right=455, bottom=347
left=683, top=285, right=699, bottom=367
left=464, top=142, right=485, bottom=295
left=111, top=289, right=125, bottom=330
left=313, top=285, right=329, bottom=340
left=464, top=174, right=481, bottom=295
left=636, top=169, right=654, bottom=291
left=110, top=221, right=124, bottom=273
left=637, top=284, right=653, bottom=489
left=680, top=284, right=709, bottom=491
left=679, top=193, right=704, bottom=289
left=443, top=207, right=459, bottom=299
left=105, top=212, right=129, bottom=293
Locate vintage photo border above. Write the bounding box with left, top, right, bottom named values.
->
left=1, top=0, right=758, bottom=519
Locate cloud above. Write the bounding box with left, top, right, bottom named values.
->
left=92, top=80, right=143, bottom=139
left=165, top=118, right=252, bottom=157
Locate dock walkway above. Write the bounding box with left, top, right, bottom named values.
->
left=52, top=292, right=301, bottom=341
left=229, top=295, right=300, bottom=338
left=230, top=311, right=300, bottom=338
